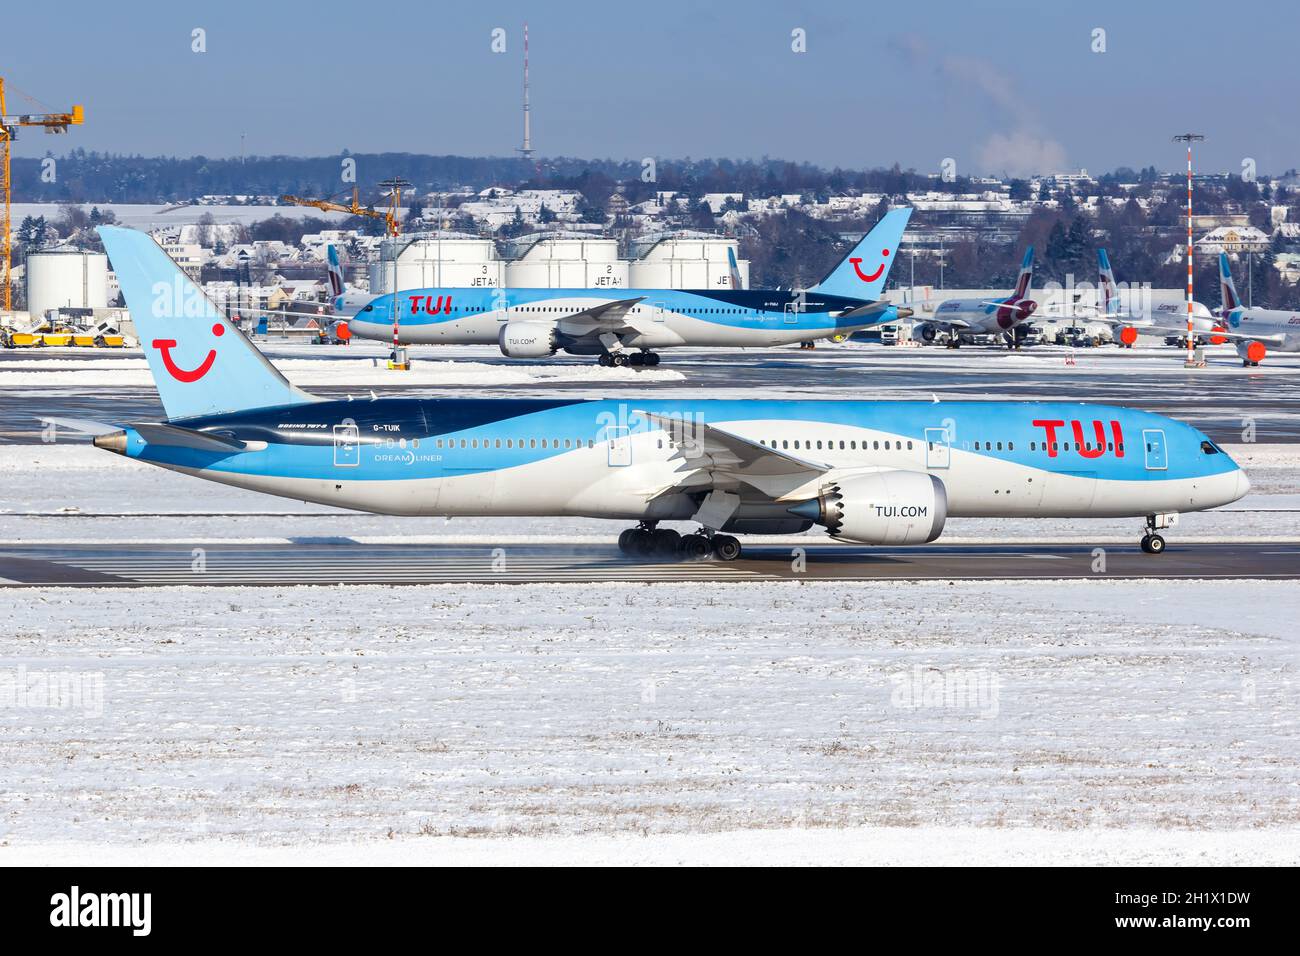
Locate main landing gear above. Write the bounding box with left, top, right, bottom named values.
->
left=617, top=522, right=743, bottom=561
left=599, top=350, right=661, bottom=368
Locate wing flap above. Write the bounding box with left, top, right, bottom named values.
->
left=635, top=412, right=829, bottom=499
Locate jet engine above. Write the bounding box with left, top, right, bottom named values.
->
left=788, top=471, right=947, bottom=544
left=498, top=321, right=557, bottom=358
left=1236, top=339, right=1267, bottom=365
left=916, top=322, right=940, bottom=343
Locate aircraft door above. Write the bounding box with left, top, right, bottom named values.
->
left=606, top=426, right=632, bottom=466
left=925, top=427, right=951, bottom=469
left=1142, top=429, right=1168, bottom=471
left=653, top=302, right=667, bottom=323
left=333, top=420, right=360, bottom=467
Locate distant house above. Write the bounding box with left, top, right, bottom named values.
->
left=1198, top=225, right=1271, bottom=254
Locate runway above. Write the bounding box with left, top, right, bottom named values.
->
left=2, top=539, right=1297, bottom=587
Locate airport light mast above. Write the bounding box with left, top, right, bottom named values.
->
left=516, top=22, right=534, bottom=160
left=0, top=77, right=84, bottom=311
left=377, top=178, right=413, bottom=370
left=1173, top=133, right=1205, bottom=368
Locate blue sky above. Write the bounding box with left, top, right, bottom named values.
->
left=5, top=0, right=1296, bottom=175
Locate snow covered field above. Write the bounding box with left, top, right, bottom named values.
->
left=1, top=580, right=1297, bottom=864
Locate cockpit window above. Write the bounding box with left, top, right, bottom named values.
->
left=1200, top=440, right=1220, bottom=455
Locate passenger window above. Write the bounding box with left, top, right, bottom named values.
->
left=506, top=439, right=513, bottom=448
left=495, top=439, right=501, bottom=448
left=530, top=439, right=537, bottom=449
left=460, top=439, right=467, bottom=449
left=782, top=440, right=789, bottom=449
left=873, top=441, right=879, bottom=450
left=996, top=442, right=1002, bottom=451
left=907, top=441, right=913, bottom=450
left=1008, top=442, right=1014, bottom=451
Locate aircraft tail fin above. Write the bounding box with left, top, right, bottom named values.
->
left=326, top=244, right=347, bottom=307
left=1012, top=245, right=1034, bottom=298
left=809, top=207, right=912, bottom=299
left=98, top=226, right=317, bottom=421
left=727, top=246, right=743, bottom=290
left=1098, top=248, right=1121, bottom=316
left=1219, top=252, right=1242, bottom=315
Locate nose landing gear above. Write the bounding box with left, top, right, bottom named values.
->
left=1139, top=513, right=1176, bottom=554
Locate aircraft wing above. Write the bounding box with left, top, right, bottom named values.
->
left=1109, top=316, right=1288, bottom=345
left=634, top=411, right=830, bottom=500
left=556, top=296, right=647, bottom=332
left=925, top=317, right=972, bottom=330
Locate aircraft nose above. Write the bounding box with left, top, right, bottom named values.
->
left=1235, top=468, right=1251, bottom=502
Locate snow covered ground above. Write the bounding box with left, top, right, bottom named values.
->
left=1, top=580, right=1297, bottom=864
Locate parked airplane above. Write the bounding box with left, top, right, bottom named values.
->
left=1095, top=248, right=1221, bottom=347
left=343, top=210, right=913, bottom=366
left=1205, top=254, right=1300, bottom=366
left=1098, top=251, right=1298, bottom=363
left=71, top=226, right=1249, bottom=561
left=913, top=246, right=1038, bottom=348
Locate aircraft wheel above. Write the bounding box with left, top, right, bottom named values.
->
left=611, top=352, right=629, bottom=367
left=1140, top=534, right=1166, bottom=555
left=679, top=534, right=711, bottom=560
left=599, top=353, right=614, bottom=367
left=647, top=352, right=661, bottom=366
left=617, top=528, right=638, bottom=555
left=651, top=528, right=681, bottom=558
left=712, top=535, right=742, bottom=561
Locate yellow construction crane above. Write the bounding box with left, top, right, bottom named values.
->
left=0, top=77, right=84, bottom=311
left=280, top=180, right=411, bottom=238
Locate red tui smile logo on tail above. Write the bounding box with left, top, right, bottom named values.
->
left=850, top=248, right=890, bottom=283
left=153, top=323, right=224, bottom=382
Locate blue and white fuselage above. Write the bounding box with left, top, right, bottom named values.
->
left=351, top=285, right=906, bottom=354
left=345, top=209, right=914, bottom=364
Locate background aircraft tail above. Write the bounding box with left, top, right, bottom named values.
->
left=326, top=244, right=347, bottom=306
left=1098, top=248, right=1121, bottom=316
left=98, top=226, right=317, bottom=420
left=727, top=246, right=743, bottom=290
left=808, top=207, right=912, bottom=299
left=1012, top=246, right=1034, bottom=298
left=1219, top=252, right=1242, bottom=315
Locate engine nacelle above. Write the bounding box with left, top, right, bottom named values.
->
left=792, top=471, right=947, bottom=544
left=1236, top=339, right=1267, bottom=365
left=916, top=322, right=940, bottom=343
left=498, top=321, right=557, bottom=358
